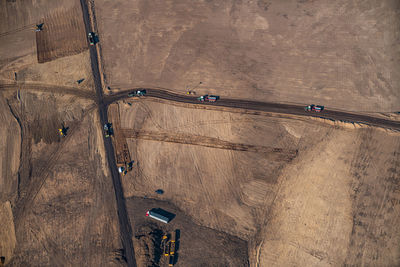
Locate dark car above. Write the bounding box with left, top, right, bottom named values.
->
left=88, top=32, right=98, bottom=45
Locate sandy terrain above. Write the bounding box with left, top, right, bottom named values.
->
left=96, top=0, right=400, bottom=112
left=2, top=0, right=400, bottom=266
left=114, top=99, right=400, bottom=266
left=0, top=0, right=124, bottom=266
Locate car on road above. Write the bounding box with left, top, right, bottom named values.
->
left=88, top=32, right=98, bottom=45
left=128, top=89, right=146, bottom=97
left=305, top=104, right=324, bottom=112
left=104, top=123, right=113, bottom=137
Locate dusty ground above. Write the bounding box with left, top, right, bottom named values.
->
left=0, top=0, right=123, bottom=266
left=128, top=197, right=249, bottom=267
left=2, top=0, right=400, bottom=266
left=114, top=99, right=400, bottom=266
left=96, top=0, right=400, bottom=112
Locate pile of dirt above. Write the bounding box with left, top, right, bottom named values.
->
left=133, top=225, right=163, bottom=267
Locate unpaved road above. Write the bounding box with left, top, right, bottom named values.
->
left=106, top=89, right=400, bottom=131
left=79, top=0, right=136, bottom=266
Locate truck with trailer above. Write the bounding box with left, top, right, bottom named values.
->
left=305, top=104, right=324, bottom=112
left=197, top=95, right=219, bottom=102
left=145, top=209, right=170, bottom=224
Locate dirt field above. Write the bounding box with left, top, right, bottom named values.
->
left=2, top=0, right=400, bottom=266
left=128, top=197, right=249, bottom=267
left=96, top=0, right=400, bottom=112
left=0, top=1, right=123, bottom=266
left=36, top=5, right=87, bottom=63
left=114, top=99, right=400, bottom=266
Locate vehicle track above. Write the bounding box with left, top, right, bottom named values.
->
left=122, top=129, right=298, bottom=161
left=0, top=82, right=96, bottom=100
left=0, top=23, right=37, bottom=38
left=105, top=89, right=400, bottom=131
left=12, top=103, right=97, bottom=227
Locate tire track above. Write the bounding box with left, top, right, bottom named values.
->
left=0, top=82, right=96, bottom=100
left=12, top=103, right=97, bottom=227
left=121, top=129, right=298, bottom=161
left=0, top=23, right=37, bottom=38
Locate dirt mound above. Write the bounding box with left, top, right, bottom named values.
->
left=133, top=225, right=163, bottom=267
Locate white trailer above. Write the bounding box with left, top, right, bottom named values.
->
left=146, top=210, right=170, bottom=224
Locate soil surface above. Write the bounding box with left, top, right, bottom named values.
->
left=1, top=0, right=400, bottom=266
left=96, top=0, right=400, bottom=112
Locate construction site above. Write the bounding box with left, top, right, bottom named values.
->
left=1, top=0, right=400, bottom=266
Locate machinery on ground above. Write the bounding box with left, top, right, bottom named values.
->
left=128, top=89, right=146, bottom=97
left=305, top=104, right=324, bottom=112
left=155, top=189, right=164, bottom=195
left=186, top=91, right=196, bottom=95
left=163, top=235, right=170, bottom=256
left=161, top=230, right=177, bottom=266
left=58, top=124, right=69, bottom=137
left=118, top=161, right=134, bottom=175
left=197, top=95, right=219, bottom=102
left=35, top=23, right=44, bottom=32
left=88, top=32, right=98, bottom=45
left=104, top=123, right=113, bottom=137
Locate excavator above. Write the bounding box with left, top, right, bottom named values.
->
left=35, top=23, right=44, bottom=32
left=58, top=124, right=69, bottom=137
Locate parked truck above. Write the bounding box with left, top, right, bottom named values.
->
left=145, top=209, right=170, bottom=224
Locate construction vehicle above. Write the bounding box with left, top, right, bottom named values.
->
left=58, top=124, right=69, bottom=137
left=168, top=254, right=175, bottom=266
left=169, top=230, right=176, bottom=256
left=88, top=32, right=98, bottom=45
left=118, top=161, right=134, bottom=175
left=155, top=189, right=164, bottom=195
left=35, top=23, right=44, bottom=32
left=163, top=237, right=170, bottom=256
left=305, top=104, right=324, bottom=112
left=104, top=123, right=113, bottom=137
left=128, top=89, right=146, bottom=97
left=198, top=95, right=219, bottom=102
left=161, top=234, right=168, bottom=255
left=186, top=91, right=196, bottom=95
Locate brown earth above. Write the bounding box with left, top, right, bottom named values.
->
left=36, top=5, right=88, bottom=63
left=96, top=0, right=400, bottom=112
left=0, top=0, right=124, bottom=266
left=115, top=99, right=400, bottom=266
left=1, top=0, right=400, bottom=267
left=128, top=197, right=249, bottom=267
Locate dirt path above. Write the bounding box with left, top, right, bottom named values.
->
left=122, top=129, right=297, bottom=161
left=0, top=82, right=96, bottom=100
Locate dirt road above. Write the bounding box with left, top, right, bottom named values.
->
left=106, top=89, right=400, bottom=131
left=79, top=0, right=136, bottom=266
left=0, top=82, right=96, bottom=100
